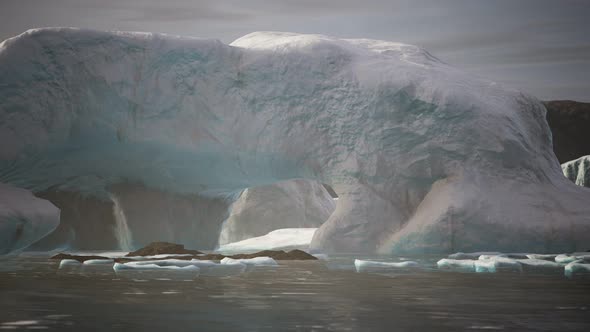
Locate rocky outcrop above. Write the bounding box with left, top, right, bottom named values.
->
left=125, top=241, right=203, bottom=256
left=544, top=100, right=590, bottom=163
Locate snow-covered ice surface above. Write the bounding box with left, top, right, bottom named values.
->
left=0, top=183, right=59, bottom=254
left=220, top=257, right=278, bottom=267
left=217, top=228, right=317, bottom=252
left=1, top=28, right=590, bottom=253
left=218, top=179, right=334, bottom=245
left=562, top=155, right=590, bottom=187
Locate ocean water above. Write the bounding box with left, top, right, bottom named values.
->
left=1, top=253, right=589, bottom=331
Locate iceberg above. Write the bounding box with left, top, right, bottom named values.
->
left=0, top=183, right=60, bottom=254
left=1, top=28, right=590, bottom=254
left=217, top=228, right=317, bottom=252
left=354, top=259, right=419, bottom=272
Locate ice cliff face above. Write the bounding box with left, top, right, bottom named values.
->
left=0, top=183, right=59, bottom=254
left=562, top=156, right=590, bottom=188
left=218, top=179, right=335, bottom=245
left=1, top=28, right=589, bottom=254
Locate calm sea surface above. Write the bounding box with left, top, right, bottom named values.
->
left=1, top=253, right=589, bottom=331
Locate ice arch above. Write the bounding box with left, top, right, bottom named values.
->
left=1, top=28, right=589, bottom=254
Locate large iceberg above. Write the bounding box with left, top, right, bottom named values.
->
left=0, top=182, right=60, bottom=254
left=1, top=28, right=590, bottom=254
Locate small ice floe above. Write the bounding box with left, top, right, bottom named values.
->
left=113, top=262, right=200, bottom=272
left=564, top=262, right=590, bottom=277
left=526, top=254, right=558, bottom=261
left=517, top=258, right=563, bottom=273
left=437, top=259, right=476, bottom=271
left=58, top=259, right=81, bottom=269
left=83, top=259, right=114, bottom=265
left=556, top=253, right=590, bottom=264
left=354, top=259, right=419, bottom=272
left=475, top=256, right=522, bottom=273
left=220, top=257, right=278, bottom=267
left=448, top=252, right=501, bottom=260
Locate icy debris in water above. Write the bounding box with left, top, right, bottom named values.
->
left=448, top=252, right=502, bottom=260
left=564, top=262, right=590, bottom=277
left=525, top=254, right=558, bottom=260
left=354, top=259, right=419, bottom=272
left=113, top=262, right=199, bottom=272
left=58, top=259, right=81, bottom=268
left=555, top=254, right=579, bottom=264
left=437, top=259, right=476, bottom=271
left=220, top=257, right=278, bottom=266
left=474, top=257, right=522, bottom=273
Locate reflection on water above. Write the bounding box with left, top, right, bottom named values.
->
left=0, top=253, right=589, bottom=331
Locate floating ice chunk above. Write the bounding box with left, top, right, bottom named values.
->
left=526, top=254, right=558, bottom=260
left=113, top=262, right=200, bottom=273
left=436, top=259, right=476, bottom=271
left=121, top=259, right=197, bottom=267
left=59, top=259, right=81, bottom=268
left=83, top=259, right=114, bottom=265
left=220, top=257, right=278, bottom=266
left=354, top=259, right=419, bottom=272
left=555, top=254, right=579, bottom=264
left=564, top=261, right=590, bottom=277
left=474, top=257, right=522, bottom=273
left=448, top=252, right=502, bottom=260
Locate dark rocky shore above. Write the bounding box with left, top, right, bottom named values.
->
left=50, top=241, right=317, bottom=263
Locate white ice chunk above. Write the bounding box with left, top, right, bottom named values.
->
left=113, top=262, right=199, bottom=272
left=59, top=259, right=81, bottom=268
left=354, top=259, right=419, bottom=272
left=474, top=257, right=522, bottom=273
left=526, top=254, right=558, bottom=260
left=220, top=256, right=278, bottom=266
left=448, top=252, right=502, bottom=260
left=564, top=261, right=590, bottom=277
left=436, top=259, right=476, bottom=271
left=218, top=228, right=317, bottom=253
left=83, top=259, right=114, bottom=265
left=555, top=254, right=579, bottom=264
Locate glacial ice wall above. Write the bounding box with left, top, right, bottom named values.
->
left=562, top=156, right=590, bottom=187
left=1, top=28, right=589, bottom=254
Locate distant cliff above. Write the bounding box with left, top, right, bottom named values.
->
left=544, top=100, right=590, bottom=163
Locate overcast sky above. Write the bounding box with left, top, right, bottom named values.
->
left=1, top=0, right=588, bottom=101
